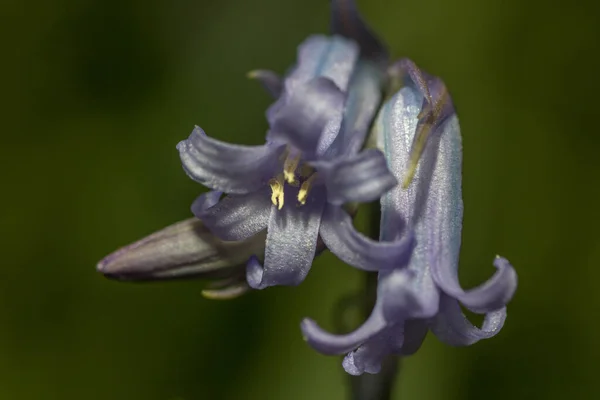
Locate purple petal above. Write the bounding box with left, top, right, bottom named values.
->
left=432, top=255, right=517, bottom=314
left=319, top=205, right=414, bottom=271
left=245, top=255, right=264, bottom=288
left=248, top=69, right=282, bottom=98
left=326, top=61, right=384, bottom=157
left=375, top=85, right=428, bottom=240
left=301, top=301, right=387, bottom=355
left=379, top=268, right=439, bottom=321
left=177, top=126, right=284, bottom=194
left=430, top=293, right=507, bottom=346
left=192, top=189, right=271, bottom=241
left=191, top=190, right=221, bottom=211
left=318, top=149, right=397, bottom=205
left=342, top=323, right=403, bottom=375
left=285, top=35, right=359, bottom=93
left=247, top=192, right=325, bottom=289
left=270, top=78, right=345, bottom=155
left=330, top=0, right=388, bottom=65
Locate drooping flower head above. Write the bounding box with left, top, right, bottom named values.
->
left=301, top=3, right=517, bottom=376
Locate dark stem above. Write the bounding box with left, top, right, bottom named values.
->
left=347, top=203, right=401, bottom=400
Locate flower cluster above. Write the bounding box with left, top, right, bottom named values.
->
left=98, top=0, right=517, bottom=375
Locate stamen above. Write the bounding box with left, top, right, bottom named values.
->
left=269, top=175, right=285, bottom=210
left=283, top=153, right=301, bottom=186
left=298, top=173, right=318, bottom=206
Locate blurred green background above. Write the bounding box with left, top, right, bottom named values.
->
left=2, top=0, right=599, bottom=399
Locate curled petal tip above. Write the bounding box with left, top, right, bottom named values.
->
left=245, top=255, right=265, bottom=289
left=433, top=255, right=517, bottom=314
left=301, top=309, right=386, bottom=355
left=431, top=295, right=508, bottom=346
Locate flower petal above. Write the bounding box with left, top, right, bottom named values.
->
left=432, top=255, right=517, bottom=314
left=318, top=149, right=397, bottom=205
left=177, top=126, right=284, bottom=194
left=301, top=302, right=387, bottom=355
left=326, top=61, right=384, bottom=157
left=377, top=82, right=514, bottom=311
left=248, top=69, right=282, bottom=98
left=319, top=205, right=414, bottom=271
left=97, top=218, right=266, bottom=280
left=270, top=78, right=345, bottom=155
left=330, top=0, right=388, bottom=65
left=247, top=192, right=325, bottom=289
left=379, top=268, right=439, bottom=321
left=342, top=323, right=403, bottom=375
left=285, top=35, right=359, bottom=93
left=430, top=293, right=507, bottom=346
left=191, top=190, right=222, bottom=211
left=192, top=189, right=271, bottom=241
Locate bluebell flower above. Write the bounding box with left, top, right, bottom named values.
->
left=177, top=30, right=407, bottom=289
left=96, top=0, right=402, bottom=294
left=301, top=58, right=517, bottom=375
left=296, top=1, right=518, bottom=375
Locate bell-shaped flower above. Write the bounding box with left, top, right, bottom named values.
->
left=177, top=27, right=409, bottom=290
left=97, top=0, right=402, bottom=291
left=301, top=57, right=517, bottom=375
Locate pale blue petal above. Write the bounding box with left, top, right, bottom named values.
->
left=269, top=78, right=345, bottom=156
left=319, top=205, right=414, bottom=271
left=285, top=35, right=359, bottom=93
left=430, top=294, right=507, bottom=346
left=342, top=323, right=403, bottom=375
left=248, top=192, right=325, bottom=289
left=302, top=301, right=387, bottom=355
left=178, top=126, right=284, bottom=194
left=318, top=149, right=397, bottom=205
left=192, top=189, right=271, bottom=241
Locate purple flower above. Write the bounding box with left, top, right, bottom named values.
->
left=300, top=9, right=517, bottom=375
left=96, top=0, right=401, bottom=294
left=177, top=31, right=405, bottom=289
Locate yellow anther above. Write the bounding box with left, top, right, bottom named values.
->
left=298, top=173, right=317, bottom=205
left=283, top=153, right=301, bottom=186
left=269, top=175, right=285, bottom=210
